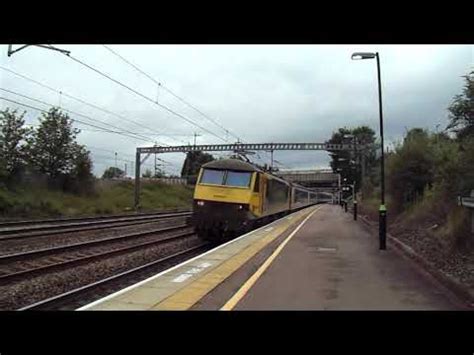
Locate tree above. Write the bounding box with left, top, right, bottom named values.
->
left=102, top=167, right=125, bottom=179
left=327, top=126, right=376, bottom=195
left=71, top=146, right=94, bottom=182
left=181, top=151, right=214, bottom=178
left=352, top=125, right=377, bottom=174
left=386, top=128, right=434, bottom=212
left=26, top=107, right=81, bottom=181
left=0, top=108, right=29, bottom=183
left=67, top=145, right=95, bottom=193
left=447, top=70, right=474, bottom=140
left=328, top=127, right=352, bottom=176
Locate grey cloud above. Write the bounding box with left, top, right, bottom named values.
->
left=0, top=44, right=472, bottom=176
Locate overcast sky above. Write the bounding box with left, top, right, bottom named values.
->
left=0, top=45, right=472, bottom=176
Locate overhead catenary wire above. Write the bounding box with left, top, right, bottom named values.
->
left=14, top=133, right=161, bottom=168
left=3, top=49, right=278, bottom=171
left=4, top=51, right=268, bottom=167
left=24, top=123, right=137, bottom=136
left=68, top=127, right=136, bottom=134
left=0, top=87, right=165, bottom=145
left=102, top=45, right=243, bottom=142
left=0, top=96, right=155, bottom=145
left=0, top=65, right=183, bottom=145
left=85, top=151, right=157, bottom=169
left=92, top=153, right=153, bottom=167
left=61, top=52, right=228, bottom=143
left=88, top=145, right=174, bottom=165
left=92, top=154, right=171, bottom=168
left=88, top=146, right=136, bottom=158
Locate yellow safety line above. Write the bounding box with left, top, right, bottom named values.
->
left=151, top=207, right=314, bottom=310
left=220, top=205, right=322, bottom=310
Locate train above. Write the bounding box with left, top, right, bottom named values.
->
left=192, top=158, right=328, bottom=242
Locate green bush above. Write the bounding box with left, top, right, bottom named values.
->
left=0, top=181, right=193, bottom=220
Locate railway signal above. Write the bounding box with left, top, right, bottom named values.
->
left=341, top=182, right=357, bottom=220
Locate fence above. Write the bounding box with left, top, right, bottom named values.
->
left=99, top=177, right=188, bottom=187
left=145, top=177, right=187, bottom=185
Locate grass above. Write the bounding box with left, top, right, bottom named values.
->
left=358, top=193, right=395, bottom=222
left=432, top=205, right=471, bottom=251
left=0, top=181, right=194, bottom=220
left=358, top=196, right=380, bottom=221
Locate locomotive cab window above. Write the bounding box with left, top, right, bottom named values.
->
left=225, top=171, right=252, bottom=187
left=200, top=169, right=225, bottom=185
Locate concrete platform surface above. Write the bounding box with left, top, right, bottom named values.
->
left=232, top=204, right=464, bottom=310
left=78, top=206, right=318, bottom=310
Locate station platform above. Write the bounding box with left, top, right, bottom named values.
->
left=79, top=204, right=465, bottom=311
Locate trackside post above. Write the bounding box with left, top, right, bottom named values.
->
left=134, top=150, right=141, bottom=210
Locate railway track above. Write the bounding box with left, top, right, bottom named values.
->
left=0, top=225, right=196, bottom=283
left=0, top=221, right=207, bottom=310
left=0, top=210, right=192, bottom=241
left=0, top=208, right=190, bottom=228
left=19, top=243, right=209, bottom=310
left=0, top=207, right=205, bottom=310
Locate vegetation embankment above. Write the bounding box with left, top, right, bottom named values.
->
left=330, top=70, right=474, bottom=287
left=0, top=181, right=193, bottom=220
left=0, top=106, right=194, bottom=220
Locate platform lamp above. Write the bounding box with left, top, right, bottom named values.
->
left=351, top=51, right=386, bottom=250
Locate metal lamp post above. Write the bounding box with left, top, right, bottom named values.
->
left=351, top=51, right=386, bottom=250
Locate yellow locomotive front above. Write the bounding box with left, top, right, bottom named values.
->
left=192, top=159, right=262, bottom=241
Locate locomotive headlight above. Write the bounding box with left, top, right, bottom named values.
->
left=197, top=201, right=205, bottom=206
left=238, top=205, right=243, bottom=210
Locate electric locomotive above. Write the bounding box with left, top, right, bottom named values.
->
left=192, top=158, right=319, bottom=242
